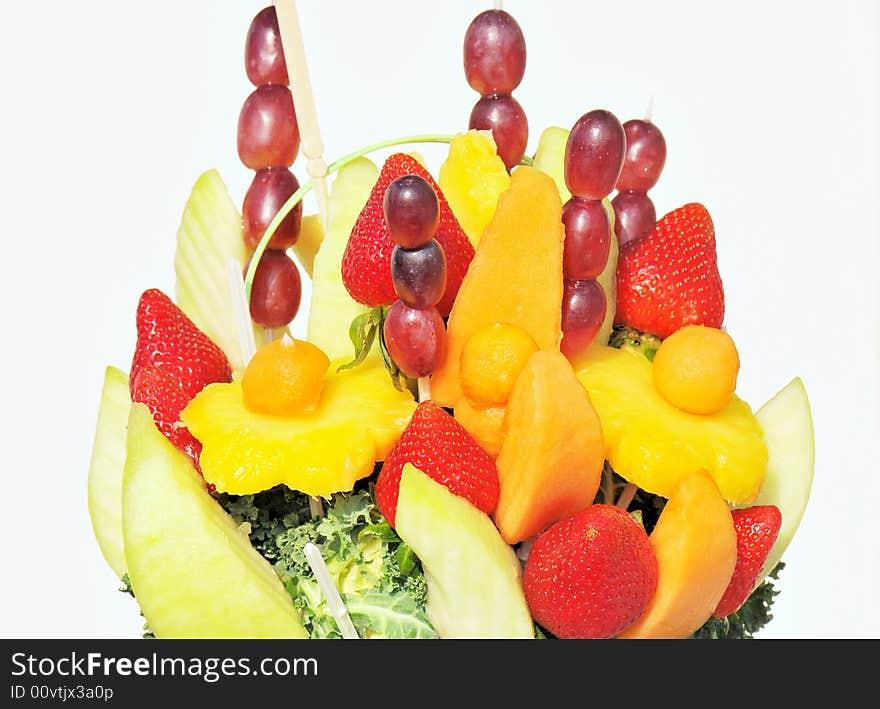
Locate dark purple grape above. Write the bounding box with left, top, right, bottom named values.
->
left=245, top=6, right=289, bottom=86
left=469, top=93, right=528, bottom=171
left=561, top=279, right=607, bottom=359
left=242, top=168, right=302, bottom=250
left=237, top=84, right=300, bottom=169
left=463, top=9, right=526, bottom=95
left=249, top=250, right=302, bottom=328
left=616, top=119, right=666, bottom=192
left=564, top=110, right=626, bottom=200
left=611, top=190, right=657, bottom=248
left=383, top=301, right=447, bottom=378
left=391, top=241, right=447, bottom=310
left=562, top=198, right=612, bottom=281
left=383, top=175, right=440, bottom=248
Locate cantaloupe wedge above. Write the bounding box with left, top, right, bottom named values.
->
left=617, top=469, right=737, bottom=639
left=492, top=350, right=604, bottom=545
left=430, top=167, right=564, bottom=407
left=453, top=398, right=505, bottom=458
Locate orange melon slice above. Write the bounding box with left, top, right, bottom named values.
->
left=430, top=166, right=564, bottom=407
left=492, top=350, right=604, bottom=545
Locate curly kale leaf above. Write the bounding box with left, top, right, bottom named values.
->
left=692, top=563, right=785, bottom=639
left=609, top=324, right=662, bottom=361
left=119, top=574, right=154, bottom=639
left=218, top=486, right=436, bottom=639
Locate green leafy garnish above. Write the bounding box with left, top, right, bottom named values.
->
left=219, top=487, right=436, bottom=639
left=693, top=563, right=785, bottom=639
left=337, top=307, right=383, bottom=373
left=609, top=324, right=663, bottom=361
left=338, top=306, right=410, bottom=392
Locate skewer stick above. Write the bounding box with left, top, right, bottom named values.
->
left=303, top=543, right=359, bottom=639
left=494, top=1, right=504, bottom=10
left=274, top=0, right=330, bottom=230
left=644, top=95, right=655, bottom=123
left=616, top=482, right=638, bottom=511
left=227, top=258, right=257, bottom=366
left=417, top=377, right=431, bottom=403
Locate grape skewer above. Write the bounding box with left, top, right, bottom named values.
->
left=239, top=5, right=304, bottom=333
left=464, top=7, right=528, bottom=170
left=561, top=109, right=626, bottom=359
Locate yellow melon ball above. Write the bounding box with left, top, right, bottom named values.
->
left=242, top=335, right=331, bottom=417
left=459, top=322, right=539, bottom=406
left=653, top=326, right=740, bottom=415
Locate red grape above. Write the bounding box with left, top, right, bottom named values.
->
left=383, top=301, right=447, bottom=378
left=242, top=168, right=303, bottom=250
left=564, top=110, right=626, bottom=200
left=391, top=241, right=447, bottom=310
left=237, top=84, right=300, bottom=170
left=469, top=93, right=528, bottom=171
left=249, top=249, right=302, bottom=328
left=616, top=119, right=666, bottom=192
left=383, top=175, right=439, bottom=248
left=245, top=6, right=289, bottom=86
left=611, top=190, right=656, bottom=248
left=463, top=9, right=526, bottom=95
left=562, top=198, right=612, bottom=280
left=561, top=279, right=607, bottom=359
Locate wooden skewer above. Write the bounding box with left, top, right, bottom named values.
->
left=417, top=377, right=431, bottom=403
left=616, top=482, right=638, bottom=511
left=227, top=258, right=257, bottom=366
left=494, top=1, right=504, bottom=10
left=645, top=95, right=655, bottom=123
left=273, top=0, right=330, bottom=230
left=303, top=543, right=359, bottom=639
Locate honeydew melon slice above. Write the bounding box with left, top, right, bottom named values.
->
left=174, top=169, right=266, bottom=373
left=306, top=157, right=378, bottom=362
left=87, top=366, right=130, bottom=579
left=395, top=463, right=534, bottom=639
left=121, top=403, right=307, bottom=638
left=752, top=377, right=815, bottom=587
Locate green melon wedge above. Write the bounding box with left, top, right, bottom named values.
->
left=87, top=366, right=130, bottom=579
left=395, top=464, right=534, bottom=639
left=306, top=157, right=379, bottom=362
left=122, top=403, right=307, bottom=638
left=174, top=169, right=265, bottom=373
left=752, top=377, right=815, bottom=587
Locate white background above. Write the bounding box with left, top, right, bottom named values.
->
left=0, top=0, right=877, bottom=639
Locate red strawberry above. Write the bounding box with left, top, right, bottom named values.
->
left=131, top=365, right=202, bottom=470
left=713, top=505, right=782, bottom=618
left=375, top=400, right=499, bottom=526
left=523, top=505, right=658, bottom=639
left=130, top=288, right=232, bottom=400
left=615, top=202, right=724, bottom=339
left=341, top=153, right=475, bottom=316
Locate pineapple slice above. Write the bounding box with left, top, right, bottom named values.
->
left=576, top=346, right=767, bottom=504
left=182, top=357, right=417, bottom=497
left=438, top=130, right=511, bottom=247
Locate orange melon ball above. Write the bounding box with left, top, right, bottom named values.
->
left=459, top=322, right=539, bottom=406
left=242, top=335, right=331, bottom=417
left=653, top=325, right=740, bottom=415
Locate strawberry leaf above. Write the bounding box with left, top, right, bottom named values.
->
left=337, top=308, right=381, bottom=372
left=377, top=311, right=407, bottom=392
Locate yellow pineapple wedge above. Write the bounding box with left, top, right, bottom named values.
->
left=576, top=345, right=767, bottom=504
left=438, top=131, right=511, bottom=247
left=182, top=356, right=417, bottom=497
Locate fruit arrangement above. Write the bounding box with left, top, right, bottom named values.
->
left=87, top=2, right=815, bottom=640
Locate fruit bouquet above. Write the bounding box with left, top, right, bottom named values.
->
left=87, top=2, right=815, bottom=640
